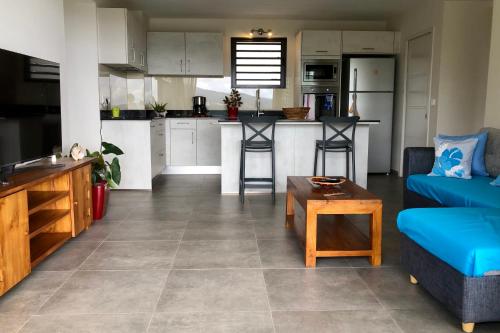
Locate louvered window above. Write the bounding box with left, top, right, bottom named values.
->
left=231, top=37, right=287, bottom=89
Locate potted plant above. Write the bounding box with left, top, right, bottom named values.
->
left=223, top=88, right=242, bottom=120
left=150, top=100, right=168, bottom=118
left=86, top=142, right=124, bottom=220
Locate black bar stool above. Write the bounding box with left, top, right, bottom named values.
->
left=239, top=115, right=279, bottom=203
left=313, top=116, right=360, bottom=182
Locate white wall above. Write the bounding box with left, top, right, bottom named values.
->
left=0, top=0, right=65, bottom=63
left=389, top=0, right=493, bottom=174
left=485, top=0, right=500, bottom=128
left=436, top=1, right=492, bottom=135
left=388, top=0, right=444, bottom=173
left=61, top=0, right=101, bottom=152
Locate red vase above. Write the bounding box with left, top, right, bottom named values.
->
left=92, top=180, right=109, bottom=220
left=227, top=106, right=239, bottom=120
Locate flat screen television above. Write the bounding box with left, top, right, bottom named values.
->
left=0, top=47, right=62, bottom=179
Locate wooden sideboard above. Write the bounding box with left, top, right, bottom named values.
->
left=0, top=158, right=94, bottom=296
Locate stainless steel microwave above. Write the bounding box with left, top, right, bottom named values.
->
left=302, top=59, right=340, bottom=85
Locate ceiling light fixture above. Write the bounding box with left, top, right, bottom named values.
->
left=249, top=28, right=273, bottom=38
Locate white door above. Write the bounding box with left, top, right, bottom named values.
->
left=170, top=129, right=196, bottom=166
left=404, top=32, right=433, bottom=149
left=301, top=31, right=341, bottom=56
left=147, top=32, right=186, bottom=75
left=196, top=120, right=221, bottom=166
left=185, top=33, right=223, bottom=76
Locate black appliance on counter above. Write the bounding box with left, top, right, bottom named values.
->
left=192, top=96, right=208, bottom=117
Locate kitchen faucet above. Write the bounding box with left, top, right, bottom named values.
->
left=256, top=89, right=264, bottom=117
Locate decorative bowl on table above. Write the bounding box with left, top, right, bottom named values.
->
left=282, top=107, right=310, bottom=120
left=309, top=176, right=346, bottom=187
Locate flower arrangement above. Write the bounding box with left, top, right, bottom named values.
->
left=223, top=88, right=243, bottom=108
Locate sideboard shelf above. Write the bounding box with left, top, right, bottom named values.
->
left=29, top=209, right=71, bottom=239
left=27, top=191, right=69, bottom=215
left=30, top=232, right=72, bottom=267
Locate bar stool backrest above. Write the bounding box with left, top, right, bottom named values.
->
left=320, top=116, right=360, bottom=146
left=240, top=115, right=279, bottom=145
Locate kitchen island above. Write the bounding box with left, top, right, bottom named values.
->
left=219, top=120, right=378, bottom=194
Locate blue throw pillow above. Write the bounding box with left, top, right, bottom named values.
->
left=491, top=176, right=500, bottom=186
left=438, top=131, right=489, bottom=176
left=429, top=137, right=478, bottom=179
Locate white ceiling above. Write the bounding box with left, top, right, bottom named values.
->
left=94, top=0, right=418, bottom=20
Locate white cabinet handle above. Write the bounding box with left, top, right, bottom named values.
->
left=315, top=50, right=328, bottom=53
left=132, top=48, right=136, bottom=63
left=180, top=59, right=183, bottom=72
left=187, top=59, right=191, bottom=73
left=362, top=47, right=375, bottom=51
left=176, top=122, right=190, bottom=125
left=191, top=131, right=194, bottom=144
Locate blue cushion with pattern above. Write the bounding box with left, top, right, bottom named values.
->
left=429, top=137, right=478, bottom=179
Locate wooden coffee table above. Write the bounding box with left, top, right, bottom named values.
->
left=286, top=176, right=383, bottom=267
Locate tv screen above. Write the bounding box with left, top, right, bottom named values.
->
left=0, top=48, right=62, bottom=167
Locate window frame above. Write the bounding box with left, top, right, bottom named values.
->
left=231, top=37, right=287, bottom=89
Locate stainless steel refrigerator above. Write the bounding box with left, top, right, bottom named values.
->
left=341, top=57, right=395, bottom=174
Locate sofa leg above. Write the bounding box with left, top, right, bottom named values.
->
left=409, top=275, right=418, bottom=285
left=462, top=322, right=475, bottom=333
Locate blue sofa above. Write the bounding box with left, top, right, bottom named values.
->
left=398, top=128, right=500, bottom=332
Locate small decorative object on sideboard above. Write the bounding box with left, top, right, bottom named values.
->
left=283, top=107, right=310, bottom=120
left=86, top=142, right=124, bottom=220
left=111, top=106, right=121, bottom=118
left=149, top=99, right=168, bottom=118
left=70, top=143, right=86, bottom=161
left=223, top=88, right=242, bottom=120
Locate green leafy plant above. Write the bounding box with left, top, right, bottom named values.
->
left=149, top=100, right=168, bottom=114
left=223, top=88, right=243, bottom=108
left=86, top=142, right=124, bottom=188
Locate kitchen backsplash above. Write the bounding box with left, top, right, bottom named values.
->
left=99, top=65, right=294, bottom=111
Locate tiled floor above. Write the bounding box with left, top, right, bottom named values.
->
left=1, top=175, right=499, bottom=332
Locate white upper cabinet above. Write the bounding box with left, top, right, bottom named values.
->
left=147, top=32, right=186, bottom=75
left=342, top=31, right=395, bottom=54
left=301, top=31, right=341, bottom=56
left=148, top=32, right=223, bottom=76
left=185, top=33, right=223, bottom=76
left=97, top=8, right=146, bottom=71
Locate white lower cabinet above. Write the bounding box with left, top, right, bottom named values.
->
left=102, top=119, right=166, bottom=190
left=196, top=119, right=221, bottom=166
left=168, top=118, right=221, bottom=167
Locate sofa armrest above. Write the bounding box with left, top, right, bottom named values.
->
left=403, top=147, right=435, bottom=178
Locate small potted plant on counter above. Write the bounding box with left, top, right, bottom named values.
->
left=223, top=88, right=242, bottom=120
left=150, top=100, right=168, bottom=118
left=86, top=142, right=124, bottom=220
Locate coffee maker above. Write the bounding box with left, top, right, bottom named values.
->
left=192, top=96, right=208, bottom=117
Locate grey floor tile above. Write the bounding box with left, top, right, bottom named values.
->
left=81, top=241, right=179, bottom=270
left=127, top=206, right=192, bottom=221
left=258, top=239, right=349, bottom=268
left=39, top=270, right=168, bottom=314
left=0, top=271, right=72, bottom=314
left=356, top=266, right=440, bottom=310
left=273, top=310, right=400, bottom=333
left=34, top=241, right=100, bottom=271
left=98, top=204, right=132, bottom=221
left=73, top=221, right=119, bottom=242
left=148, top=312, right=274, bottom=333
left=254, top=221, right=296, bottom=240
left=107, top=220, right=187, bottom=241
left=174, top=240, right=261, bottom=269
left=156, top=269, right=269, bottom=312
left=20, top=313, right=150, bottom=333
left=190, top=211, right=254, bottom=223
left=0, top=314, right=29, bottom=332
left=264, top=268, right=381, bottom=311
left=183, top=221, right=256, bottom=241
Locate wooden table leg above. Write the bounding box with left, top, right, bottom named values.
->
left=286, top=190, right=295, bottom=228
left=305, top=206, right=318, bottom=268
left=369, top=205, right=382, bottom=266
